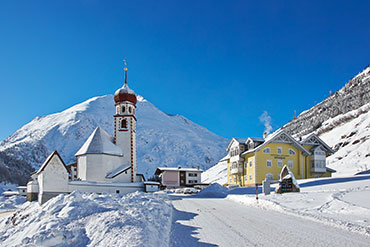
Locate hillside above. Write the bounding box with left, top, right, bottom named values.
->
left=283, top=65, right=370, bottom=137
left=203, top=65, right=370, bottom=183
left=0, top=95, right=228, bottom=185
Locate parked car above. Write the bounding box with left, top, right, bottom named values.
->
left=184, top=187, right=198, bottom=194
left=175, top=188, right=184, bottom=194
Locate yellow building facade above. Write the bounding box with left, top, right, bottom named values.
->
left=227, top=131, right=335, bottom=186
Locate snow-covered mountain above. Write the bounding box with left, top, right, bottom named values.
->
left=203, top=65, right=370, bottom=183
left=0, top=95, right=229, bottom=184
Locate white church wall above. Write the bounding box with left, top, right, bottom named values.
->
left=68, top=181, right=144, bottom=195
left=38, top=155, right=69, bottom=193
left=77, top=155, right=87, bottom=180
left=110, top=169, right=131, bottom=183
left=78, top=154, right=127, bottom=182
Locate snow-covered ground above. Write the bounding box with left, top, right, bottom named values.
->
left=228, top=175, right=370, bottom=236
left=170, top=195, right=370, bottom=246
left=201, top=160, right=228, bottom=185
left=319, top=103, right=370, bottom=176
left=0, top=196, right=26, bottom=214
left=0, top=191, right=172, bottom=247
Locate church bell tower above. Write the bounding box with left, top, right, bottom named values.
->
left=113, top=60, right=137, bottom=182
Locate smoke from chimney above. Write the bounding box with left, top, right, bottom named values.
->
left=259, top=111, right=272, bottom=137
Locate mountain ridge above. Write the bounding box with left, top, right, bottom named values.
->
left=0, top=94, right=229, bottom=185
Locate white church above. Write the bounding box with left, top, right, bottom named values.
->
left=27, top=65, right=158, bottom=204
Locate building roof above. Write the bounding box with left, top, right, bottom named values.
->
left=234, top=138, right=247, bottom=143
left=154, top=167, right=203, bottom=175
left=248, top=137, right=265, bottom=142
left=75, top=127, right=123, bottom=157
left=301, top=133, right=335, bottom=154
left=219, top=154, right=230, bottom=162
left=326, top=167, right=337, bottom=173
left=105, top=165, right=131, bottom=179
left=242, top=130, right=311, bottom=156
left=226, top=138, right=247, bottom=151
left=36, top=150, right=69, bottom=175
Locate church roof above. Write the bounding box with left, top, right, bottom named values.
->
left=75, top=127, right=123, bottom=157
left=105, top=165, right=131, bottom=179
left=37, top=150, right=68, bottom=175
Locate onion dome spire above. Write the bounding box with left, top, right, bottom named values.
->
left=114, top=59, right=137, bottom=105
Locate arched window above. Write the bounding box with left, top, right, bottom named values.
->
left=129, top=106, right=132, bottom=113
left=121, top=119, right=127, bottom=129
left=121, top=106, right=126, bottom=114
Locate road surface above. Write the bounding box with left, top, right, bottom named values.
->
left=170, top=196, right=370, bottom=247
left=0, top=210, right=15, bottom=218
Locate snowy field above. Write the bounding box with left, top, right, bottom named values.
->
left=0, top=191, right=172, bottom=247
left=228, top=175, right=370, bottom=236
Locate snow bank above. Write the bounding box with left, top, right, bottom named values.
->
left=195, top=183, right=229, bottom=198
left=228, top=176, right=370, bottom=236
left=0, top=191, right=172, bottom=247
left=0, top=196, right=26, bottom=213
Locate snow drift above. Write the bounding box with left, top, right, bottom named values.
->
left=0, top=191, right=172, bottom=247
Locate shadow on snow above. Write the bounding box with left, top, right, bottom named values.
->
left=169, top=197, right=217, bottom=247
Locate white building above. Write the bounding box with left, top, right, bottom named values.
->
left=27, top=66, right=157, bottom=204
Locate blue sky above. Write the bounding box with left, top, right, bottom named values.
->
left=0, top=1, right=369, bottom=141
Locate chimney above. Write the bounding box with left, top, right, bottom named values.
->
left=263, top=131, right=267, bottom=139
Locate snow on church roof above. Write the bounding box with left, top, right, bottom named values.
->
left=75, top=127, right=123, bottom=157
left=106, top=165, right=131, bottom=179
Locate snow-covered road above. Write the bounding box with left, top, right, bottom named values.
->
left=170, top=196, right=370, bottom=247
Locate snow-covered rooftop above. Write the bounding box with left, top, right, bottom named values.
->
left=75, top=127, right=123, bottom=157
left=105, top=165, right=131, bottom=179
left=155, top=167, right=203, bottom=173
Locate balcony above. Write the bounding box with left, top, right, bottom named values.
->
left=231, top=166, right=243, bottom=174
left=311, top=160, right=326, bottom=173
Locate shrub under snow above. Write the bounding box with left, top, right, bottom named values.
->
left=0, top=191, right=172, bottom=247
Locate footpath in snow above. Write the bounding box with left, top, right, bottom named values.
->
left=227, top=175, right=370, bottom=236
left=0, top=191, right=172, bottom=247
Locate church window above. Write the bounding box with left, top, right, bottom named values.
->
left=121, top=106, right=126, bottom=114
left=121, top=119, right=127, bottom=129
left=129, top=106, right=132, bottom=113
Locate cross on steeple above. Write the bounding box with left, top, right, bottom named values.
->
left=123, top=59, right=128, bottom=85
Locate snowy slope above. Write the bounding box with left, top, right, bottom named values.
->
left=318, top=103, right=370, bottom=176
left=201, top=159, right=228, bottom=185
left=0, top=95, right=228, bottom=183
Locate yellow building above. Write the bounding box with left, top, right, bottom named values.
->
left=226, top=130, right=336, bottom=186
